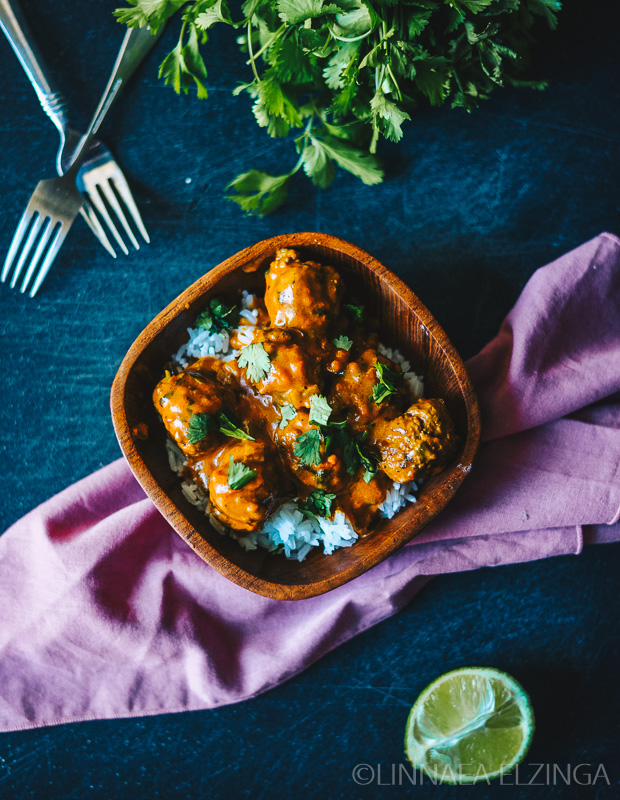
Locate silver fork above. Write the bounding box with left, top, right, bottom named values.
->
left=1, top=25, right=162, bottom=296
left=0, top=0, right=162, bottom=258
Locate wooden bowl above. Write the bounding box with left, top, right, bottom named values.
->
left=111, top=233, right=480, bottom=600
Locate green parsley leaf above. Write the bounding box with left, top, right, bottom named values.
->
left=218, top=411, right=255, bottom=441
left=333, top=334, right=353, bottom=350
left=226, top=169, right=291, bottom=216
left=373, top=360, right=403, bottom=404
left=278, top=404, right=297, bottom=429
left=293, top=428, right=322, bottom=466
left=237, top=342, right=272, bottom=382
left=309, top=395, right=333, bottom=426
left=195, top=297, right=238, bottom=333
left=343, top=303, right=364, bottom=322
left=356, top=435, right=379, bottom=481
left=299, top=489, right=337, bottom=519
left=301, top=140, right=336, bottom=190
left=316, top=136, right=384, bottom=186
left=370, top=90, right=411, bottom=143
left=187, top=412, right=217, bottom=444
left=227, top=456, right=258, bottom=490
left=113, top=0, right=186, bottom=32
left=196, top=0, right=232, bottom=30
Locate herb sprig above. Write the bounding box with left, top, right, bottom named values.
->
left=238, top=342, right=271, bottom=383
left=187, top=410, right=255, bottom=444
left=228, top=456, right=257, bottom=490
left=372, top=361, right=402, bottom=404
left=299, top=489, right=337, bottom=519
left=114, top=0, right=560, bottom=215
left=195, top=297, right=238, bottom=334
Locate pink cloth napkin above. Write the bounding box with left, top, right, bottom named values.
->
left=1, top=232, right=619, bottom=733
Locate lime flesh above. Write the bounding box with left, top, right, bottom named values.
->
left=404, top=667, right=534, bottom=784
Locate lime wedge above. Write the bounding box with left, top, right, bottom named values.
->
left=404, top=666, right=534, bottom=784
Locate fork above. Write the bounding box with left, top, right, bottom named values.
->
left=0, top=0, right=162, bottom=258
left=1, top=24, right=162, bottom=297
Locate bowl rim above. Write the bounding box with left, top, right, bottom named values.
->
left=111, top=232, right=481, bottom=600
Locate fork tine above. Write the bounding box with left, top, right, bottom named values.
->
left=9, top=213, right=44, bottom=289
left=80, top=203, right=116, bottom=259
left=2, top=208, right=35, bottom=283
left=27, top=223, right=68, bottom=298
left=99, top=179, right=140, bottom=251
left=110, top=171, right=150, bottom=244
left=19, top=217, right=54, bottom=294
left=87, top=184, right=129, bottom=256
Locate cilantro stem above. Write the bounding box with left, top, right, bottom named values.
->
left=245, top=23, right=286, bottom=64
left=247, top=18, right=260, bottom=84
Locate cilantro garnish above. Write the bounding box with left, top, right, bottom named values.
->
left=187, top=410, right=254, bottom=444
left=227, top=456, right=257, bottom=490
left=333, top=335, right=353, bottom=351
left=340, top=430, right=379, bottom=481
left=238, top=342, right=271, bottom=383
left=115, top=1, right=559, bottom=216
left=308, top=395, right=332, bottom=427
left=187, top=412, right=217, bottom=444
left=218, top=411, right=255, bottom=441
left=299, top=489, right=337, bottom=520
left=278, top=404, right=297, bottom=429
left=293, top=429, right=322, bottom=467
left=372, top=361, right=402, bottom=404
left=343, top=303, right=364, bottom=322
left=195, top=297, right=237, bottom=334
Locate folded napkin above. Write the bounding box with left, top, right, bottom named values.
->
left=1, top=233, right=619, bottom=733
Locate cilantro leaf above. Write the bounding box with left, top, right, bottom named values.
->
left=158, top=23, right=208, bottom=98
left=373, top=361, right=403, bottom=404
left=316, top=136, right=384, bottom=186
left=187, top=412, right=217, bottom=444
left=218, top=411, right=255, bottom=441
left=227, top=456, right=258, bottom=490
left=309, top=395, right=333, bottom=426
left=333, top=334, right=353, bottom=350
left=196, top=0, right=232, bottom=30
left=278, top=404, right=297, bottom=429
left=343, top=303, right=364, bottom=321
left=113, top=0, right=186, bottom=32
left=370, top=90, right=411, bottom=143
left=299, top=489, right=337, bottom=519
left=301, top=140, right=336, bottom=190
left=195, top=297, right=238, bottom=333
left=227, top=170, right=291, bottom=216
left=293, top=428, right=322, bottom=466
left=237, top=342, right=271, bottom=383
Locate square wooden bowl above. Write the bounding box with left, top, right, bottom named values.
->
left=111, top=233, right=480, bottom=600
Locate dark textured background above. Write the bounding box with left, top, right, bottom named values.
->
left=0, top=0, right=619, bottom=797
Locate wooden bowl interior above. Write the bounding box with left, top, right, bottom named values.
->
left=114, top=235, right=479, bottom=599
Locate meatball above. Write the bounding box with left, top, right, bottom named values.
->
left=153, top=359, right=235, bottom=457
left=328, top=348, right=408, bottom=433
left=248, top=328, right=323, bottom=410
left=272, top=410, right=347, bottom=493
left=265, top=248, right=343, bottom=336
left=193, top=439, right=280, bottom=533
left=372, top=398, right=457, bottom=483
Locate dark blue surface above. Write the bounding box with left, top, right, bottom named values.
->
left=0, top=1, right=619, bottom=797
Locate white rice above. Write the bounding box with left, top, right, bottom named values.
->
left=165, top=296, right=424, bottom=561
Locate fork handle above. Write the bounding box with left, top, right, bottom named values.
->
left=0, top=0, right=68, bottom=136
left=69, top=25, right=164, bottom=168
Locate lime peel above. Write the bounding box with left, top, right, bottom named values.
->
left=404, top=666, right=535, bottom=785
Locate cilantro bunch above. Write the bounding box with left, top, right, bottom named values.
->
left=115, top=0, right=560, bottom=214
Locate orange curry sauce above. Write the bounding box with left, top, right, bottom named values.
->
left=153, top=248, right=457, bottom=537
